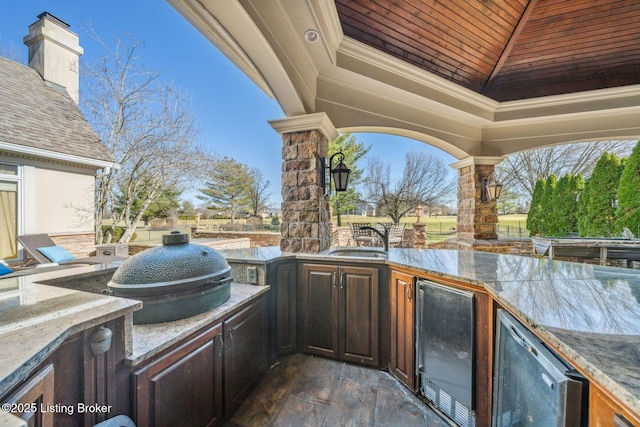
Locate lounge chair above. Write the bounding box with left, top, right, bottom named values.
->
left=17, top=234, right=127, bottom=265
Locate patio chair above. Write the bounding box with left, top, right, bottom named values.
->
left=349, top=222, right=376, bottom=246
left=18, top=234, right=128, bottom=265
left=388, top=223, right=405, bottom=247
left=374, top=222, right=405, bottom=247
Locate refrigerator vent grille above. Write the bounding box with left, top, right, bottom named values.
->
left=455, top=401, right=470, bottom=427
left=423, top=382, right=472, bottom=427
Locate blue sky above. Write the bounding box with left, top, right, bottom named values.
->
left=0, top=0, right=456, bottom=207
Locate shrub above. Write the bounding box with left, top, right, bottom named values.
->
left=538, top=174, right=557, bottom=236
left=577, top=153, right=622, bottom=237
left=548, top=174, right=583, bottom=236
left=527, top=178, right=546, bottom=236
left=615, top=141, right=640, bottom=236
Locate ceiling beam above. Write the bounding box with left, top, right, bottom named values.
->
left=482, top=0, right=538, bottom=95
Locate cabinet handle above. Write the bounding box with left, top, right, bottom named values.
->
left=340, top=273, right=345, bottom=289
left=333, top=273, right=337, bottom=288
left=218, top=334, right=224, bottom=354
left=407, top=283, right=412, bottom=301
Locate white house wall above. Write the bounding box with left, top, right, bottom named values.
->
left=34, top=166, right=94, bottom=233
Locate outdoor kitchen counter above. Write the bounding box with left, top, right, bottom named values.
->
left=386, top=249, right=640, bottom=418
left=0, top=263, right=141, bottom=398
left=0, top=262, right=268, bottom=399
left=222, top=246, right=640, bottom=419
left=127, top=282, right=269, bottom=366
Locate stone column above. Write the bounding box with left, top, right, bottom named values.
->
left=450, top=157, right=503, bottom=241
left=270, top=113, right=338, bottom=253
left=412, top=222, right=426, bottom=249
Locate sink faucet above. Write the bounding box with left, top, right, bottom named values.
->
left=360, top=225, right=390, bottom=252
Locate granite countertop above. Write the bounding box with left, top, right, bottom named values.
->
left=217, top=246, right=287, bottom=263
left=0, top=263, right=141, bottom=398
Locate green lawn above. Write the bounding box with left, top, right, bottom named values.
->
left=105, top=214, right=529, bottom=244
left=336, top=214, right=529, bottom=242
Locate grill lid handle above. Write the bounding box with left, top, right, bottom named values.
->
left=162, top=231, right=189, bottom=245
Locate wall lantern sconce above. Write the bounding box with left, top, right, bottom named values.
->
left=414, top=203, right=424, bottom=223
left=482, top=173, right=503, bottom=203
left=323, top=152, right=351, bottom=196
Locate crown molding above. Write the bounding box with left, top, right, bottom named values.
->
left=269, top=112, right=338, bottom=141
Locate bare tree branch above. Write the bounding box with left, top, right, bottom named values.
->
left=363, top=152, right=455, bottom=223
left=81, top=30, right=212, bottom=243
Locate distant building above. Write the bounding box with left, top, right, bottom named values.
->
left=0, top=13, right=115, bottom=262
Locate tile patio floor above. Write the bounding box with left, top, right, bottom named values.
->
left=224, top=353, right=452, bottom=427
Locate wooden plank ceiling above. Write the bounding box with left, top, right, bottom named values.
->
left=335, top=0, right=640, bottom=102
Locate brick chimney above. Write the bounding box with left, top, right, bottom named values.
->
left=23, top=12, right=83, bottom=104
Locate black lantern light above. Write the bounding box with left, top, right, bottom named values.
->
left=324, top=152, right=351, bottom=196
left=481, top=173, right=503, bottom=203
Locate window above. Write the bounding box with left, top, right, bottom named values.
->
left=0, top=163, right=20, bottom=261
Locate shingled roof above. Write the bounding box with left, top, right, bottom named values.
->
left=0, top=56, right=113, bottom=165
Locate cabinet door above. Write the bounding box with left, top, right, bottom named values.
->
left=133, top=324, right=223, bottom=427
left=340, top=266, right=379, bottom=366
left=224, top=296, right=268, bottom=416
left=2, top=364, right=55, bottom=427
left=390, top=270, right=415, bottom=390
left=301, top=264, right=339, bottom=358
left=276, top=262, right=297, bottom=356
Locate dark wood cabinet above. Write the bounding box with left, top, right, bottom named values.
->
left=133, top=323, right=224, bottom=427
left=300, top=263, right=379, bottom=366
left=223, top=296, right=268, bottom=416
left=0, top=317, right=126, bottom=427
left=132, top=294, right=268, bottom=427
left=389, top=270, right=415, bottom=390
left=275, top=262, right=297, bottom=356
left=2, top=364, right=55, bottom=427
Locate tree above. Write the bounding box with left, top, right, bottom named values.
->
left=198, top=157, right=252, bottom=223
left=180, top=200, right=196, bottom=216
left=497, top=141, right=634, bottom=198
left=548, top=174, right=583, bottom=236
left=577, top=153, right=623, bottom=237
left=615, top=141, right=640, bottom=236
left=247, top=167, right=271, bottom=216
left=363, top=151, right=454, bottom=223
left=82, top=31, right=209, bottom=243
left=496, top=190, right=519, bottom=215
left=328, top=133, right=370, bottom=226
left=141, top=188, right=181, bottom=223
left=538, top=174, right=557, bottom=236
left=527, top=177, right=546, bottom=236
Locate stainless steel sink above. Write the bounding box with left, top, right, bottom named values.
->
left=326, top=248, right=388, bottom=258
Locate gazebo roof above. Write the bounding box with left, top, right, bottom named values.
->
left=337, top=0, right=640, bottom=102
left=169, top=0, right=640, bottom=159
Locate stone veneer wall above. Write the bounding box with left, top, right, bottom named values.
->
left=457, top=163, right=498, bottom=240
left=280, top=130, right=331, bottom=253
left=50, top=232, right=97, bottom=258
